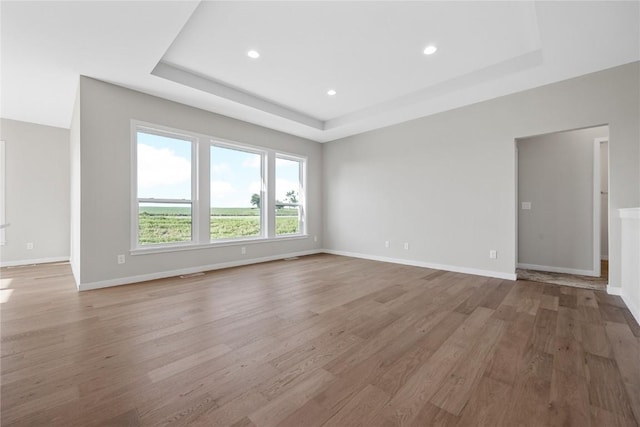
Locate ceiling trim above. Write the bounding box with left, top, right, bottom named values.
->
left=152, top=60, right=324, bottom=130
left=325, top=49, right=545, bottom=130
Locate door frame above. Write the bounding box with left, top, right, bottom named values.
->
left=514, top=128, right=609, bottom=279
left=594, top=137, right=609, bottom=282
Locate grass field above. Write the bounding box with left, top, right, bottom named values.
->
left=138, top=206, right=299, bottom=245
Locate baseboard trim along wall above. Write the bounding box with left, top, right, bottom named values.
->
left=517, top=263, right=598, bottom=277
left=608, top=285, right=640, bottom=327
left=77, top=250, right=323, bottom=291
left=325, top=249, right=518, bottom=281
left=74, top=249, right=518, bottom=290
left=0, top=256, right=70, bottom=268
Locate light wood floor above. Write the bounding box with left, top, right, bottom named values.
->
left=1, top=254, right=639, bottom=426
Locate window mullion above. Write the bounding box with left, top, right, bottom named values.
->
left=197, top=140, right=210, bottom=244
left=266, top=151, right=276, bottom=238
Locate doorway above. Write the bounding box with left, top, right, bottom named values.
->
left=515, top=125, right=609, bottom=290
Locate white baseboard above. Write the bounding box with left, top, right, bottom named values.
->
left=517, top=263, right=598, bottom=277
left=607, top=285, right=640, bottom=327
left=607, top=286, right=622, bottom=296
left=621, top=291, right=640, bottom=328
left=324, top=249, right=517, bottom=281
left=0, top=256, right=69, bottom=268
left=78, top=249, right=323, bottom=291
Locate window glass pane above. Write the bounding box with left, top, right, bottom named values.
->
left=210, top=146, right=262, bottom=240
left=138, top=202, right=191, bottom=245
left=276, top=157, right=301, bottom=235
left=137, top=131, right=191, bottom=200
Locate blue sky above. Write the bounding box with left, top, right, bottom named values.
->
left=138, top=132, right=300, bottom=207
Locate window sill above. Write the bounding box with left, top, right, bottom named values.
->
left=130, top=234, right=309, bottom=256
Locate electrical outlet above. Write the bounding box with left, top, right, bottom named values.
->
left=241, top=247, right=246, bottom=255
left=385, top=240, right=390, bottom=248
left=521, top=202, right=532, bottom=210
left=117, top=254, right=125, bottom=264
left=404, top=242, right=409, bottom=250
left=26, top=242, right=34, bottom=250
left=489, top=250, right=497, bottom=259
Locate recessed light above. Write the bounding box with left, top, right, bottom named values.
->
left=327, top=89, right=337, bottom=96
left=423, top=45, right=438, bottom=55
left=247, top=50, right=260, bottom=59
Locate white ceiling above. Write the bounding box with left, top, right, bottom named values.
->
left=2, top=1, right=639, bottom=143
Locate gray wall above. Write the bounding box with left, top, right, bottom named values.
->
left=517, top=126, right=608, bottom=274
left=74, top=77, right=322, bottom=287
left=323, top=62, right=639, bottom=289
left=0, top=118, right=70, bottom=265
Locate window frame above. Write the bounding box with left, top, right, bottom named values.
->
left=130, top=121, right=309, bottom=254
left=131, top=122, right=198, bottom=250
left=0, top=141, right=5, bottom=246
left=209, top=139, right=267, bottom=243
left=275, top=152, right=307, bottom=238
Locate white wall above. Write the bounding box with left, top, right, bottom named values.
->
left=0, top=118, right=70, bottom=266
left=618, top=208, right=640, bottom=325
left=70, top=86, right=81, bottom=282
left=74, top=77, right=322, bottom=288
left=323, top=62, right=639, bottom=287
left=517, top=126, right=608, bottom=275
left=600, top=141, right=609, bottom=260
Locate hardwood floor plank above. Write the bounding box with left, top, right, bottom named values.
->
left=373, top=311, right=467, bottom=396
left=531, top=307, right=559, bottom=354
left=97, top=408, right=141, bottom=427
left=147, top=343, right=231, bottom=383
left=605, top=321, right=640, bottom=422
left=0, top=386, right=80, bottom=426
left=548, top=368, right=591, bottom=426
left=138, top=392, right=217, bottom=427
left=322, top=384, right=390, bottom=427
left=600, top=303, right=629, bottom=324
left=554, top=307, right=586, bottom=378
left=248, top=368, right=335, bottom=427
left=2, top=255, right=639, bottom=427
left=584, top=352, right=635, bottom=419
left=501, top=351, right=554, bottom=426
left=430, top=318, right=504, bottom=415
left=408, top=402, right=459, bottom=427
left=582, top=323, right=613, bottom=358
left=590, top=405, right=638, bottom=427
left=383, top=307, right=495, bottom=425
left=455, top=375, right=512, bottom=426
left=478, top=280, right=513, bottom=310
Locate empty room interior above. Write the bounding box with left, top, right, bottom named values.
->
left=2, top=1, right=640, bottom=426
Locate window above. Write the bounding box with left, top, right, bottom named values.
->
left=0, top=141, right=5, bottom=245
left=210, top=144, right=264, bottom=241
left=135, top=129, right=195, bottom=246
left=132, top=122, right=308, bottom=251
left=276, top=155, right=305, bottom=236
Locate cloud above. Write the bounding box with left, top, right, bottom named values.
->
left=249, top=180, right=262, bottom=194
left=210, top=180, right=235, bottom=198
left=242, top=156, right=261, bottom=169
left=211, top=163, right=231, bottom=176
left=137, top=144, right=190, bottom=189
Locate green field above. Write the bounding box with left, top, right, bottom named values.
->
left=138, top=206, right=299, bottom=245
